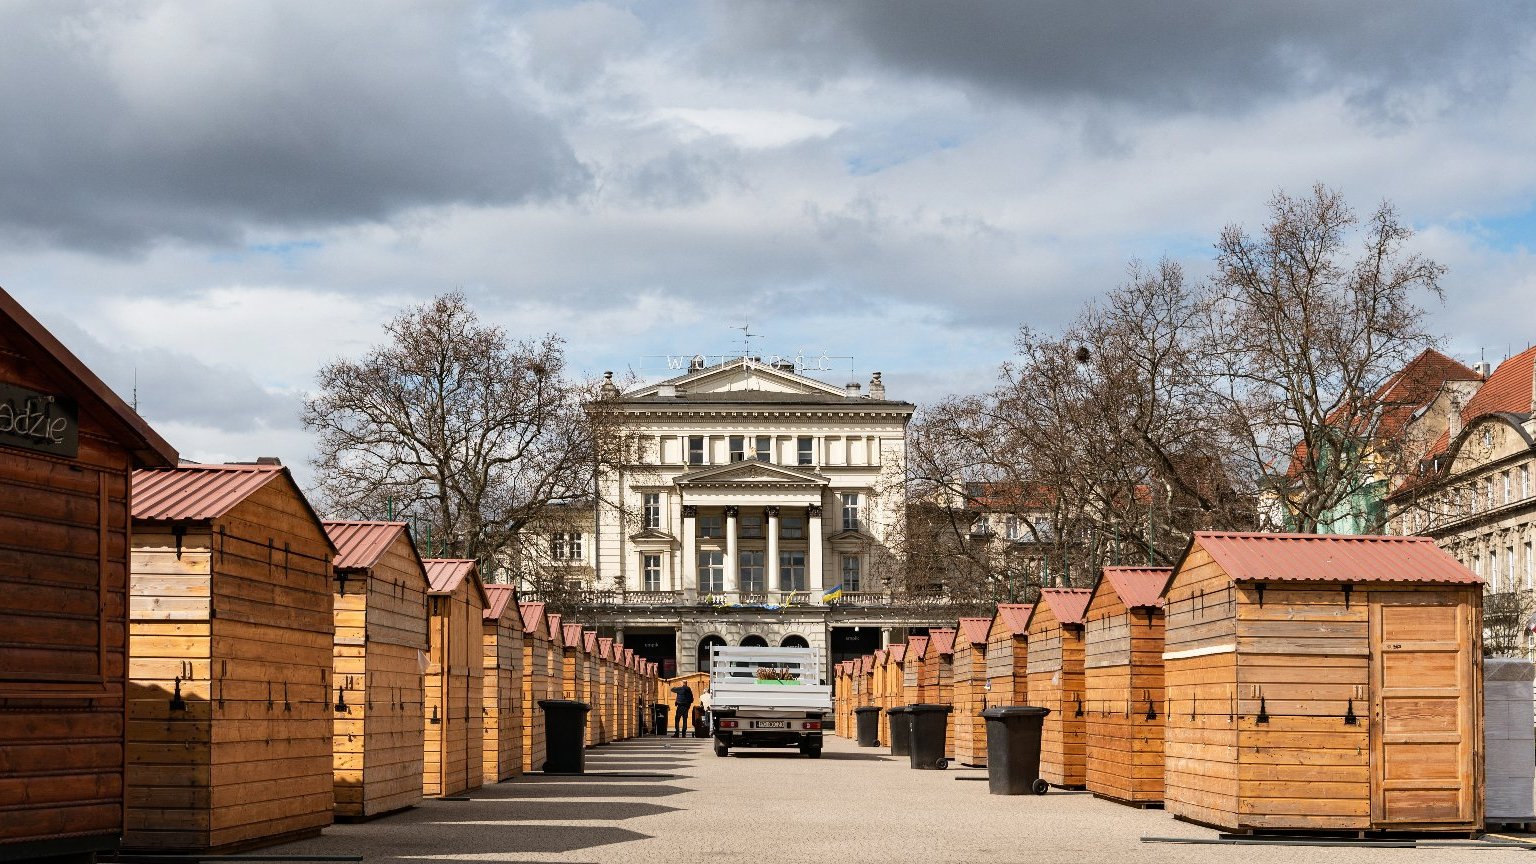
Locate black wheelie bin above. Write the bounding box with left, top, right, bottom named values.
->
left=854, top=705, right=882, bottom=747
left=980, top=706, right=1050, bottom=794
left=906, top=703, right=953, bottom=769
left=886, top=706, right=914, bottom=757
left=539, top=699, right=591, bottom=774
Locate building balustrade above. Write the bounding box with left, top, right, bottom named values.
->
left=516, top=586, right=964, bottom=610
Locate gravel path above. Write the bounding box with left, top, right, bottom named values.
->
left=268, top=733, right=1531, bottom=863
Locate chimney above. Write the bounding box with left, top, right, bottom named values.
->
left=1448, top=394, right=1463, bottom=442
left=600, top=371, right=620, bottom=398
left=689, top=355, right=705, bottom=372
left=1475, top=361, right=1493, bottom=379
left=868, top=371, right=885, bottom=399
left=255, top=456, right=282, bottom=466
left=845, top=381, right=862, bottom=397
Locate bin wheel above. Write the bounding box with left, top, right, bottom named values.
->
left=934, top=758, right=949, bottom=770
left=1032, top=779, right=1049, bottom=795
left=714, top=743, right=730, bottom=757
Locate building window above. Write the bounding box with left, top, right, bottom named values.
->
left=841, top=492, right=860, bottom=531
left=756, top=435, right=772, bottom=462
left=1526, top=540, right=1533, bottom=589
left=699, top=551, right=724, bottom=593
left=797, top=436, right=814, bottom=465
left=698, top=514, right=723, bottom=538
left=841, top=554, right=862, bottom=592
left=643, top=493, right=661, bottom=529
left=1005, top=516, right=1021, bottom=540
left=741, top=635, right=769, bottom=647
left=740, top=550, right=765, bottom=593
left=688, top=435, right=705, bottom=465
left=971, top=515, right=991, bottom=536
left=550, top=532, right=583, bottom=561
left=1504, top=472, right=1513, bottom=505
left=1524, top=465, right=1531, bottom=499
left=780, top=551, right=806, bottom=591
left=780, top=516, right=804, bottom=539
left=642, top=554, right=662, bottom=591
left=1506, top=545, right=1516, bottom=589
left=698, top=635, right=726, bottom=672
left=729, top=435, right=745, bottom=462
left=1489, top=549, right=1498, bottom=590
left=739, top=514, right=763, bottom=538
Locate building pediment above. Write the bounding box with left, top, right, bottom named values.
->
left=631, top=356, right=848, bottom=398
left=629, top=528, right=677, bottom=548
left=676, top=460, right=829, bottom=487
left=828, top=528, right=870, bottom=550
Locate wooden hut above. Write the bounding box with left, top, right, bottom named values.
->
left=985, top=604, right=1032, bottom=707
left=1083, top=567, right=1170, bottom=807
left=0, top=289, right=177, bottom=862
left=902, top=635, right=929, bottom=705
left=482, top=585, right=524, bottom=784
left=927, top=629, right=957, bottom=757
left=559, top=622, right=587, bottom=741
left=1027, top=588, right=1090, bottom=790
left=519, top=603, right=553, bottom=773
left=598, top=637, right=617, bottom=743
left=127, top=462, right=337, bottom=851
left=622, top=648, right=639, bottom=739
left=872, top=648, right=890, bottom=744
left=583, top=631, right=601, bottom=743
left=422, top=559, right=488, bottom=797
left=1162, top=532, right=1484, bottom=833
left=951, top=618, right=993, bottom=766
left=324, top=520, right=430, bottom=819
left=835, top=662, right=853, bottom=737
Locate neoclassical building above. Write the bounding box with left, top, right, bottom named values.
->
left=531, top=356, right=955, bottom=677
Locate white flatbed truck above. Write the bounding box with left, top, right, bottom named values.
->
left=708, top=646, right=832, bottom=758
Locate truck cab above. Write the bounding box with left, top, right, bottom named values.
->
left=708, top=646, right=832, bottom=758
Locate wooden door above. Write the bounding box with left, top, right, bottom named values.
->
left=1369, top=590, right=1479, bottom=828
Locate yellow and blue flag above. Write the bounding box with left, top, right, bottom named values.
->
left=821, top=584, right=844, bottom=604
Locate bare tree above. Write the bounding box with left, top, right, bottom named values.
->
left=1208, top=184, right=1445, bottom=533
left=302, top=291, right=611, bottom=571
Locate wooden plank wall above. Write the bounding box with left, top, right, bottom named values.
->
left=984, top=625, right=1028, bottom=706
left=583, top=648, right=599, bottom=743
left=520, top=627, right=550, bottom=774
left=335, top=536, right=427, bottom=819
left=951, top=639, right=986, bottom=766
left=423, top=581, right=484, bottom=797
left=1084, top=588, right=1165, bottom=805
left=1027, top=605, right=1086, bottom=788
left=1160, top=545, right=1241, bottom=830
left=482, top=616, right=523, bottom=783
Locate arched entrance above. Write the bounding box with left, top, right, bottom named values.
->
left=780, top=634, right=810, bottom=648
left=697, top=635, right=726, bottom=672
left=740, top=635, right=768, bottom=647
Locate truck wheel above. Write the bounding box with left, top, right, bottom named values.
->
left=714, top=742, right=730, bottom=757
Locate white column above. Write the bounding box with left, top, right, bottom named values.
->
left=724, top=506, right=739, bottom=595
left=681, top=505, right=698, bottom=597
left=808, top=503, right=824, bottom=597
left=766, top=506, right=780, bottom=592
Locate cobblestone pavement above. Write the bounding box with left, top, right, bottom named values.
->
left=268, top=734, right=1532, bottom=864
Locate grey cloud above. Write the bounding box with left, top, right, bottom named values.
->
left=45, top=318, right=299, bottom=439
left=713, top=1, right=1536, bottom=114
left=0, top=1, right=587, bottom=253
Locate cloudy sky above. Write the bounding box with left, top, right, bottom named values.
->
left=4, top=1, right=1536, bottom=485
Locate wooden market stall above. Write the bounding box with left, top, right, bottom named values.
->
left=324, top=520, right=430, bottom=819
left=422, top=559, right=488, bottom=797
left=1162, top=532, right=1484, bottom=833
left=1083, top=566, right=1170, bottom=807
left=985, top=604, right=1032, bottom=707
left=951, top=618, right=993, bottom=766
left=598, top=637, right=617, bottom=743
left=1027, top=588, right=1091, bottom=789
left=927, top=628, right=957, bottom=757
left=584, top=631, right=601, bottom=743
left=0, top=289, right=178, bottom=862
left=559, top=622, right=587, bottom=741
left=872, top=648, right=890, bottom=744
left=834, top=661, right=853, bottom=737
left=902, top=634, right=929, bottom=705
left=519, top=602, right=553, bottom=773
left=482, top=584, right=524, bottom=783
left=622, top=648, right=639, bottom=739
left=127, top=462, right=337, bottom=851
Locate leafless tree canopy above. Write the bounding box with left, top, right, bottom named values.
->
left=302, top=291, right=600, bottom=569
left=904, top=185, right=1444, bottom=597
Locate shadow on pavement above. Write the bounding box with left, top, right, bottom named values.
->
left=476, top=782, right=693, bottom=799
left=372, top=824, right=648, bottom=855
left=435, top=801, right=681, bottom=821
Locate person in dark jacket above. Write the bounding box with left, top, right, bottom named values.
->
left=670, top=682, right=695, bottom=737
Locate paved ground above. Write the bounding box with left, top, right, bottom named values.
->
left=270, top=734, right=1533, bottom=864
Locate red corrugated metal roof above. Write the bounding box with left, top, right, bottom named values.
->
left=584, top=631, right=598, bottom=653
left=325, top=520, right=410, bottom=570
left=519, top=601, right=546, bottom=636
left=929, top=628, right=957, bottom=655
left=1186, top=531, right=1483, bottom=586
left=957, top=617, right=991, bottom=646
left=547, top=614, right=565, bottom=649
left=888, top=644, right=907, bottom=664
left=599, top=637, right=614, bottom=660
left=482, top=584, right=523, bottom=625
left=1, top=286, right=177, bottom=467
left=423, top=558, right=490, bottom=609
left=562, top=623, right=585, bottom=651
left=906, top=635, right=929, bottom=660
left=132, top=463, right=284, bottom=521
left=1036, top=588, right=1091, bottom=626
left=623, top=648, right=635, bottom=667
left=873, top=648, right=888, bottom=666
left=1098, top=567, right=1171, bottom=610
left=862, top=654, right=876, bottom=673
left=994, top=603, right=1033, bottom=636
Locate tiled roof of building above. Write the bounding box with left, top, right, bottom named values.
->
left=1036, top=588, right=1092, bottom=626
left=929, top=628, right=957, bottom=655
left=957, top=617, right=991, bottom=646
left=325, top=520, right=410, bottom=570
left=1423, top=345, right=1536, bottom=460
left=1182, top=531, right=1482, bottom=586
left=133, top=462, right=283, bottom=521
left=1098, top=567, right=1172, bottom=610
left=994, top=603, right=1033, bottom=636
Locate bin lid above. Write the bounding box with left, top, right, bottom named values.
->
left=907, top=703, right=954, bottom=714
left=854, top=705, right=882, bottom=713
left=537, top=699, right=592, bottom=711
left=886, top=705, right=913, bottom=715
left=980, top=706, right=1049, bottom=718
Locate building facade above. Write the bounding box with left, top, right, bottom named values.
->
left=526, top=356, right=956, bottom=677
